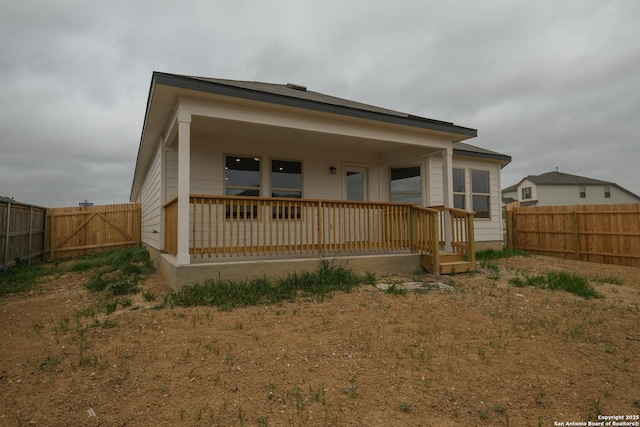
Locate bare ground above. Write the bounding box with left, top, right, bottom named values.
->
left=1, top=255, right=639, bottom=426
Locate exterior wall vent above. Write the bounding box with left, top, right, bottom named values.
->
left=286, top=83, right=307, bottom=91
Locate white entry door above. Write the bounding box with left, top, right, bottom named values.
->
left=345, top=166, right=368, bottom=201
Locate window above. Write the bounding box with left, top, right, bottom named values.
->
left=225, top=156, right=260, bottom=196
left=453, top=168, right=466, bottom=209
left=579, top=186, right=586, bottom=198
left=471, top=170, right=490, bottom=219
left=272, top=159, right=302, bottom=219
left=604, top=185, right=611, bottom=198
left=521, top=187, right=532, bottom=200
left=225, top=155, right=260, bottom=218
left=390, top=167, right=421, bottom=204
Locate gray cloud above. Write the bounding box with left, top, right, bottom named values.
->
left=1, top=0, right=638, bottom=207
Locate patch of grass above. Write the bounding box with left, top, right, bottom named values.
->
left=82, top=247, right=153, bottom=296
left=476, top=247, right=529, bottom=261
left=167, top=260, right=374, bottom=309
left=508, top=271, right=601, bottom=299
left=590, top=275, right=623, bottom=286
left=0, top=261, right=50, bottom=295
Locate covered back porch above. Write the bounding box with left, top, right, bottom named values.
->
left=163, top=194, right=475, bottom=278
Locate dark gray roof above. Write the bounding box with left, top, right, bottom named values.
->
left=525, top=171, right=612, bottom=186
left=452, top=142, right=511, bottom=165
left=152, top=72, right=478, bottom=138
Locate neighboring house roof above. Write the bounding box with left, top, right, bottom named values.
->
left=452, top=142, right=511, bottom=166
left=502, top=171, right=640, bottom=199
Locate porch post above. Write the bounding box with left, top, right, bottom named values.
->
left=442, top=147, right=453, bottom=252
left=176, top=115, right=191, bottom=265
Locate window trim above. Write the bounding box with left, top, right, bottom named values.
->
left=579, top=185, right=586, bottom=198
left=604, top=185, right=611, bottom=199
left=521, top=186, right=532, bottom=200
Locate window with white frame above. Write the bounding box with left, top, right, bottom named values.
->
left=453, top=168, right=466, bottom=209
left=390, top=167, right=421, bottom=204
left=604, top=185, right=611, bottom=198
left=471, top=170, right=490, bottom=219
left=579, top=186, right=586, bottom=198
left=521, top=187, right=532, bottom=200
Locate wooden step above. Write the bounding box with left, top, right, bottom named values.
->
left=420, top=254, right=476, bottom=275
left=439, top=261, right=475, bottom=275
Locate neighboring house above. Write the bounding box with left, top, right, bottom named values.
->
left=502, top=171, right=640, bottom=207
left=130, top=72, right=511, bottom=288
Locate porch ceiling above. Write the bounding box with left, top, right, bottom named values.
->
left=190, top=115, right=440, bottom=155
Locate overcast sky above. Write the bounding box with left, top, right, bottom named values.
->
left=1, top=0, right=638, bottom=207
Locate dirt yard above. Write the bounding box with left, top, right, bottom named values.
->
left=1, top=255, right=639, bottom=426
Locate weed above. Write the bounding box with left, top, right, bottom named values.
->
left=142, top=290, right=156, bottom=301
left=343, top=385, right=359, bottom=397
left=590, top=275, right=623, bottom=286
left=102, top=319, right=117, bottom=328
left=479, top=410, right=488, bottom=420
left=105, top=301, right=118, bottom=314
left=476, top=248, right=529, bottom=260
left=58, top=317, right=70, bottom=332
left=385, top=283, right=407, bottom=296
left=508, top=271, right=601, bottom=299
left=118, top=297, right=133, bottom=308
left=32, top=321, right=45, bottom=336
left=0, top=262, right=51, bottom=295
left=257, top=416, right=269, bottom=427
left=399, top=402, right=412, bottom=413
left=40, top=351, right=60, bottom=371
left=167, top=260, right=374, bottom=309
left=492, top=403, right=506, bottom=414
left=534, top=376, right=546, bottom=404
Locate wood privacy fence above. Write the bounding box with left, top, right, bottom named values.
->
left=505, top=203, right=640, bottom=267
left=47, top=203, right=141, bottom=260
left=0, top=199, right=47, bottom=271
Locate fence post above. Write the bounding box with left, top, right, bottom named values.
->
left=572, top=211, right=580, bottom=261
left=27, top=206, right=33, bottom=265
left=2, top=199, right=10, bottom=272
left=506, top=210, right=514, bottom=249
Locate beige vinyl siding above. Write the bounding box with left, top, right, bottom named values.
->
left=535, top=185, right=639, bottom=206
left=140, top=143, right=162, bottom=249
left=189, top=135, right=381, bottom=201
left=427, top=154, right=444, bottom=206
left=165, top=149, right=178, bottom=201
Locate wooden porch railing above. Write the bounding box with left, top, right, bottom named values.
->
left=163, top=195, right=475, bottom=272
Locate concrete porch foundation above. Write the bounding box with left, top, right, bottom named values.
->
left=155, top=251, right=422, bottom=291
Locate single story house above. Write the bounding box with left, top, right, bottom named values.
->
left=130, top=72, right=511, bottom=289
left=503, top=171, right=640, bottom=207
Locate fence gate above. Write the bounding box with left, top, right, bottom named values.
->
left=47, top=203, right=141, bottom=260
left=1, top=198, right=47, bottom=271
